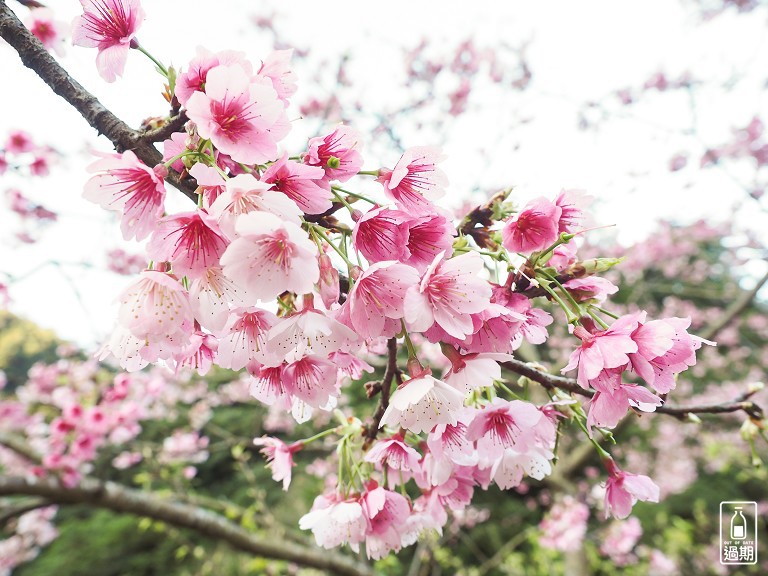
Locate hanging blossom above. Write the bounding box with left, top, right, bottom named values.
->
left=82, top=151, right=166, bottom=241
left=71, top=0, right=145, bottom=82
left=377, top=146, right=448, bottom=213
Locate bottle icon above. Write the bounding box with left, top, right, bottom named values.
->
left=731, top=507, right=748, bottom=540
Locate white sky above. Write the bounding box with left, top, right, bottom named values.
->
left=1, top=0, right=767, bottom=347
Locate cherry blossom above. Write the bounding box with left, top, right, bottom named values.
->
left=71, top=0, right=145, bottom=82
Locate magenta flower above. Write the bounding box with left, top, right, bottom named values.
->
left=501, top=197, right=562, bottom=254
left=27, top=8, right=67, bottom=56
left=261, top=154, right=332, bottom=215
left=82, top=150, right=166, bottom=241
left=404, top=251, right=492, bottom=339
left=266, top=307, right=358, bottom=363
left=219, top=211, right=319, bottom=302
left=347, top=262, right=420, bottom=340
left=562, top=313, right=642, bottom=388
left=402, top=211, right=455, bottom=273
left=365, top=434, right=422, bottom=476
left=304, top=125, right=364, bottom=183
left=146, top=210, right=228, bottom=280
left=587, top=382, right=661, bottom=430
left=377, top=147, right=448, bottom=213
left=352, top=206, right=411, bottom=264
left=361, top=485, right=411, bottom=559
left=282, top=355, right=339, bottom=409
left=71, top=0, right=145, bottom=82
left=604, top=460, right=660, bottom=519
left=175, top=47, right=252, bottom=106
left=554, top=189, right=589, bottom=233
left=252, top=436, right=301, bottom=490
left=466, top=399, right=543, bottom=461
left=185, top=65, right=288, bottom=165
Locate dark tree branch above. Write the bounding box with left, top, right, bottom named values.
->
left=501, top=359, right=764, bottom=420
left=0, top=497, right=51, bottom=526
left=363, top=337, right=399, bottom=448
left=0, top=475, right=374, bottom=576
left=140, top=111, right=188, bottom=143
left=0, top=1, right=197, bottom=202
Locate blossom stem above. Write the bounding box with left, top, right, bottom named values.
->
left=331, top=186, right=376, bottom=205
left=356, top=170, right=380, bottom=177
left=300, top=427, right=339, bottom=445
left=573, top=415, right=612, bottom=459
left=331, top=191, right=357, bottom=215
left=310, top=226, right=355, bottom=269
left=587, top=307, right=610, bottom=330
left=540, top=282, right=579, bottom=324
left=589, top=305, right=619, bottom=320
left=134, top=44, right=169, bottom=77
left=400, top=322, right=419, bottom=362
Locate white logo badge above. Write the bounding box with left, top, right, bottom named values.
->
left=720, top=501, right=758, bottom=565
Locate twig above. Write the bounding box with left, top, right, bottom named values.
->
left=699, top=266, right=768, bottom=341
left=0, top=475, right=374, bottom=576
left=363, top=337, right=399, bottom=448
left=0, top=1, right=197, bottom=202
left=501, top=359, right=765, bottom=420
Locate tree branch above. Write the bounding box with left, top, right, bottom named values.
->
left=501, top=359, right=765, bottom=420
left=0, top=1, right=197, bottom=202
left=699, top=265, right=768, bottom=342
left=363, top=337, right=399, bottom=449
left=0, top=475, right=374, bottom=576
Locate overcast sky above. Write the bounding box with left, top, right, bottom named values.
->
left=1, top=0, right=766, bottom=347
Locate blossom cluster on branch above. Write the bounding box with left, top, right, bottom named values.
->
left=3, top=0, right=765, bottom=569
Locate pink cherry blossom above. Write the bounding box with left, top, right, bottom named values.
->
left=539, top=496, right=590, bottom=552
left=361, top=485, right=411, bottom=559
left=304, top=125, right=364, bottom=182
left=252, top=436, right=301, bottom=490
left=27, top=8, right=67, bottom=56
left=352, top=207, right=411, bottom=264
left=365, top=434, right=422, bottom=477
left=501, top=197, right=562, bottom=254
left=117, top=270, right=193, bottom=340
left=587, top=382, right=661, bottom=430
left=5, top=130, right=34, bottom=154
left=554, top=189, right=589, bottom=233
left=466, top=399, right=543, bottom=461
left=219, top=211, right=319, bottom=301
left=629, top=317, right=714, bottom=394
left=401, top=211, right=455, bottom=273
left=185, top=65, right=288, bottom=165
left=71, top=0, right=145, bottom=82
left=282, top=355, right=340, bottom=409
left=261, top=154, right=332, bottom=215
left=216, top=308, right=278, bottom=370
left=404, top=251, right=492, bottom=339
left=175, top=47, right=253, bottom=106
left=256, top=50, right=297, bottom=106
left=317, top=253, right=340, bottom=308
left=442, top=349, right=513, bottom=394
left=377, top=146, right=448, bottom=213
left=299, top=493, right=368, bottom=551
left=562, top=313, right=642, bottom=388
left=266, top=306, right=358, bottom=363
left=209, top=173, right=302, bottom=238
left=603, top=460, right=660, bottom=519
left=188, top=266, right=250, bottom=332
left=82, top=150, right=166, bottom=241
left=380, top=368, right=465, bottom=434
left=173, top=331, right=218, bottom=376
left=347, top=262, right=420, bottom=340
left=146, top=210, right=228, bottom=280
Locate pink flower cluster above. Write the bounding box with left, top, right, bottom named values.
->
left=563, top=312, right=713, bottom=432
